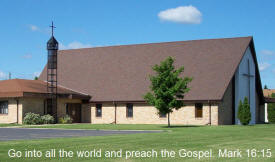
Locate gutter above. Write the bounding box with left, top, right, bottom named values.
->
left=113, top=100, right=117, bottom=124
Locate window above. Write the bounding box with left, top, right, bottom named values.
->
left=195, top=103, right=203, bottom=118
left=126, top=103, right=133, bottom=118
left=159, top=112, right=166, bottom=118
left=96, top=104, right=102, bottom=117
left=0, top=101, right=8, bottom=114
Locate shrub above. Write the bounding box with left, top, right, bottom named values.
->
left=58, top=115, right=73, bottom=124
left=237, top=100, right=243, bottom=123
left=23, top=112, right=42, bottom=125
left=41, top=114, right=55, bottom=124
left=267, top=93, right=275, bottom=124
left=237, top=97, right=251, bottom=125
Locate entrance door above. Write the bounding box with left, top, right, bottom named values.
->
left=66, top=103, right=81, bottom=123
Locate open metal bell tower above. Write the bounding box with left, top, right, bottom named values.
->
left=47, top=22, right=58, bottom=121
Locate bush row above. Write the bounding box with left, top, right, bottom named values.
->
left=23, top=113, right=73, bottom=125
left=23, top=113, right=55, bottom=125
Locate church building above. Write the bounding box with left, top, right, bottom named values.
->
left=0, top=35, right=269, bottom=125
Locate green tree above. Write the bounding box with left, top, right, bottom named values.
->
left=237, top=97, right=251, bottom=125
left=237, top=100, right=243, bottom=124
left=264, top=85, right=268, bottom=89
left=34, top=76, right=38, bottom=80
left=267, top=93, right=275, bottom=124
left=144, top=56, right=192, bottom=127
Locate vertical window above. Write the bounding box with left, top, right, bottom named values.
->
left=195, top=103, right=203, bottom=118
left=159, top=112, right=166, bottom=118
left=126, top=103, right=133, bottom=118
left=96, top=104, right=102, bottom=117
left=0, top=101, right=8, bottom=114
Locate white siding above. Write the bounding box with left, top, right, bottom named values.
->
left=265, top=103, right=268, bottom=123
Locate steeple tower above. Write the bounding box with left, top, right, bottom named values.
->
left=47, top=21, right=58, bottom=121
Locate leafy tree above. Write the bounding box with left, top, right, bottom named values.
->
left=264, top=85, right=268, bottom=89
left=34, top=76, right=38, bottom=80
left=267, top=93, right=275, bottom=124
left=144, top=56, right=192, bottom=127
left=237, top=97, right=251, bottom=125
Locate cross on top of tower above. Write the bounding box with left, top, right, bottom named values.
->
left=49, top=21, right=56, bottom=36
left=47, top=21, right=58, bottom=50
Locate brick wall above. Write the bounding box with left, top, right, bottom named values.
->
left=89, top=103, right=219, bottom=125
left=0, top=99, right=21, bottom=124
left=0, top=97, right=84, bottom=124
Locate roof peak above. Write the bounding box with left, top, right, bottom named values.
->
left=59, top=36, right=253, bottom=52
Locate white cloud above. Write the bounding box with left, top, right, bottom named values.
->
left=0, top=71, right=7, bottom=80
left=260, top=50, right=275, bottom=55
left=27, top=24, right=51, bottom=35
left=259, top=62, right=271, bottom=71
left=158, top=5, right=202, bottom=24
left=33, top=72, right=41, bottom=77
left=22, top=54, right=32, bottom=59
left=60, top=41, right=92, bottom=50
left=29, top=25, right=39, bottom=31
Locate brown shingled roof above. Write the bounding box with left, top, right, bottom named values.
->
left=263, top=89, right=275, bottom=97
left=0, top=79, right=90, bottom=99
left=39, top=36, right=262, bottom=102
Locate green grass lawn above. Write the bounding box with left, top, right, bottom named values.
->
left=1, top=124, right=275, bottom=162
left=0, top=123, right=19, bottom=127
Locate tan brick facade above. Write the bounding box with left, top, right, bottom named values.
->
left=0, top=97, right=220, bottom=125
left=88, top=103, right=219, bottom=125
left=0, top=97, right=83, bottom=124
left=0, top=82, right=265, bottom=125
left=0, top=99, right=21, bottom=124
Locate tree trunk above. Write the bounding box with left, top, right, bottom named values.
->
left=168, top=113, right=170, bottom=127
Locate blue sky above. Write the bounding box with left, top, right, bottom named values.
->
left=0, top=0, right=274, bottom=88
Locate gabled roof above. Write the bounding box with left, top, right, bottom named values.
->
left=0, top=79, right=90, bottom=99
left=39, top=36, right=263, bottom=102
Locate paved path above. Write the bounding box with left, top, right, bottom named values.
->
left=0, top=128, right=161, bottom=141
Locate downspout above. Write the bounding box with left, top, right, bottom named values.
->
left=113, top=101, right=117, bottom=124
left=208, top=100, right=212, bottom=125
left=16, top=99, right=19, bottom=124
